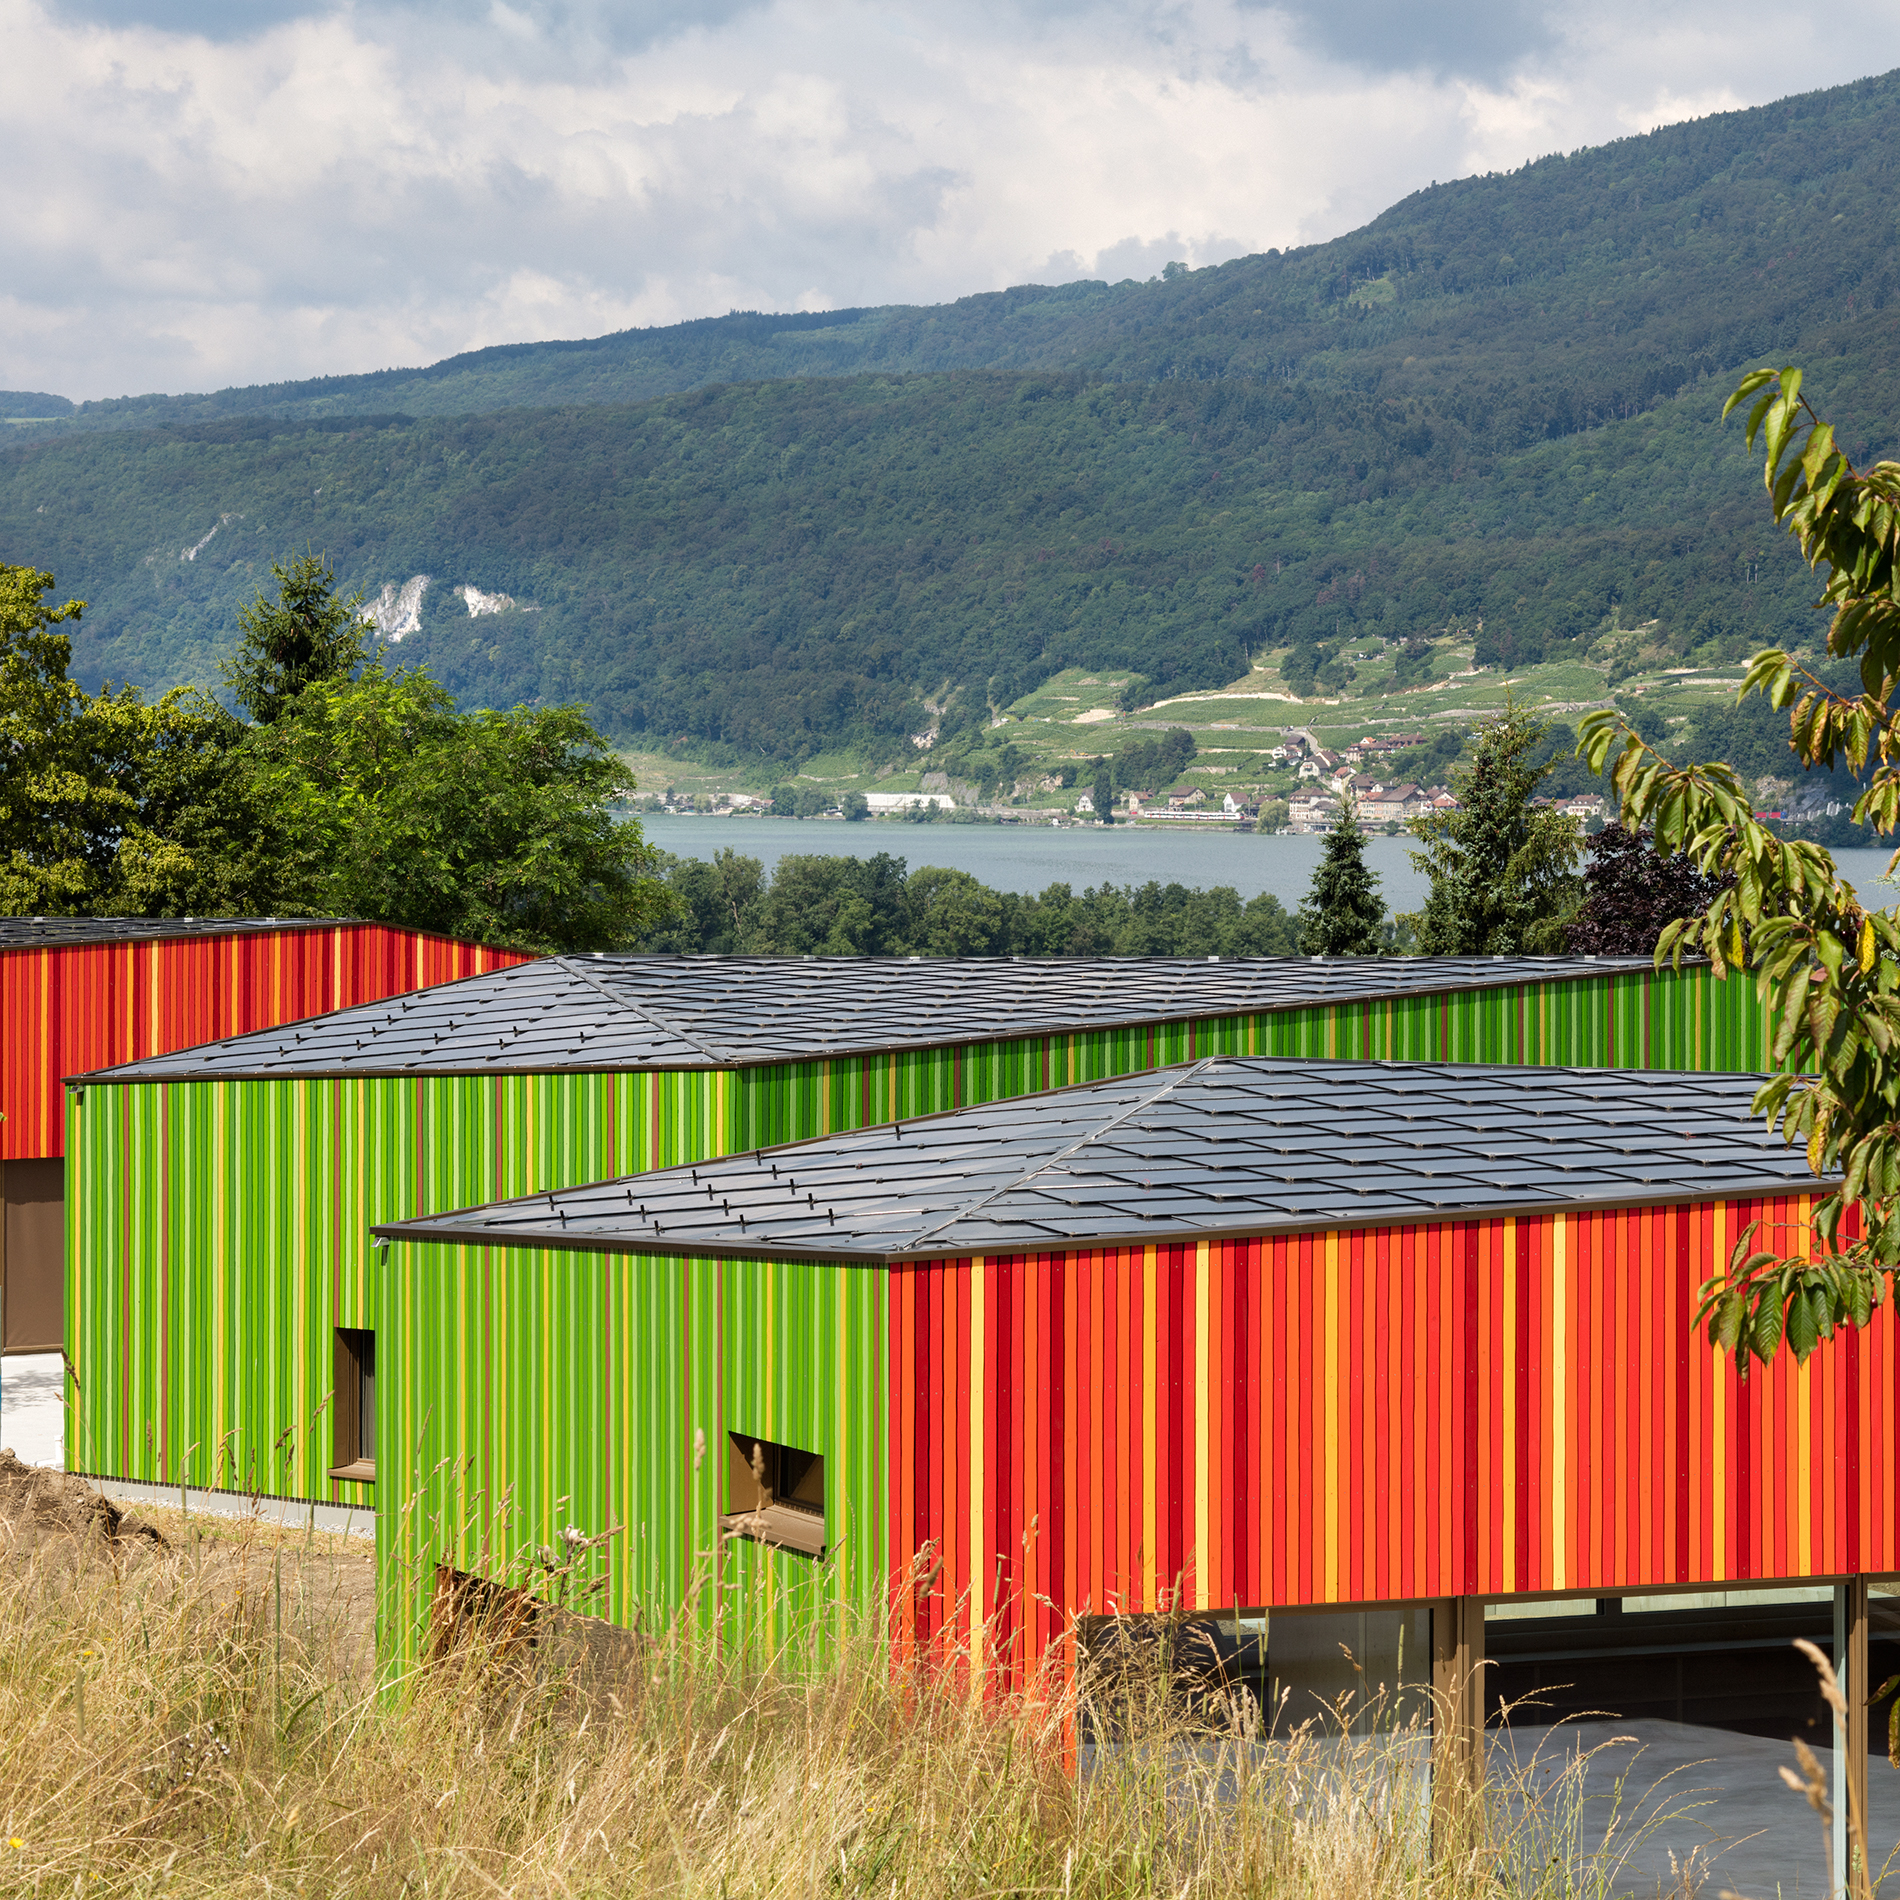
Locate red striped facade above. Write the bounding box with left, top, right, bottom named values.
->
left=887, top=1196, right=1887, bottom=1672
left=1, top=925, right=531, bottom=1159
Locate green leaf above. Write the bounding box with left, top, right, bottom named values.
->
left=1787, top=1284, right=1819, bottom=1360
left=1751, top=1291, right=1785, bottom=1362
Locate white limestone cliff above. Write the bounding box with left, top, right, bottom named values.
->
left=361, top=575, right=430, bottom=640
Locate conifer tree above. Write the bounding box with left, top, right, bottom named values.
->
left=1299, top=795, right=1385, bottom=955
left=1406, top=699, right=1583, bottom=954
left=222, top=553, right=370, bottom=724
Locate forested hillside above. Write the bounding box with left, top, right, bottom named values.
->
left=5, top=69, right=1900, bottom=761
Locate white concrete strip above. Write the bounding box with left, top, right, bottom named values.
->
left=0, top=1352, right=65, bottom=1470
left=78, top=1474, right=376, bottom=1541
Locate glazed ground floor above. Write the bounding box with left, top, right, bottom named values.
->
left=1179, top=1578, right=1898, bottom=1895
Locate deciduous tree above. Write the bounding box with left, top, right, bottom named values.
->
left=0, top=564, right=108, bottom=912
left=1, top=564, right=277, bottom=916
left=1565, top=824, right=1732, bottom=956
left=1585, top=365, right=1900, bottom=1364
left=246, top=662, right=668, bottom=952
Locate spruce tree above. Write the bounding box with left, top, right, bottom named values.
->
left=1406, top=699, right=1583, bottom=954
left=222, top=553, right=370, bottom=725
left=1299, top=795, right=1386, bottom=955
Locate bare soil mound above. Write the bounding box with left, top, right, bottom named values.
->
left=0, top=1449, right=165, bottom=1547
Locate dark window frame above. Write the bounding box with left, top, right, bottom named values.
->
left=330, top=1327, right=377, bottom=1481
left=721, top=1430, right=825, bottom=1557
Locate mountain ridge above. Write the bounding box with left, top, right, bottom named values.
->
left=6, top=68, right=1900, bottom=764
left=35, top=66, right=1900, bottom=437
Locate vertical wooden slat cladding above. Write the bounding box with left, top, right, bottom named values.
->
left=66, top=962, right=1773, bottom=1506
left=887, top=1198, right=1889, bottom=1680
left=375, top=1239, right=885, bottom=1674
left=3, top=925, right=529, bottom=1160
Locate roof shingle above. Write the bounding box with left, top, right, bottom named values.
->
left=82, top=953, right=1655, bottom=1081
left=374, top=1057, right=1820, bottom=1261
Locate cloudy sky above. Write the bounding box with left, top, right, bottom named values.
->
left=5, top=0, right=1897, bottom=401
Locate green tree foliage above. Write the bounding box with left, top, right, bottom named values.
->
left=245, top=663, right=667, bottom=952
left=1, top=563, right=105, bottom=910
left=904, top=867, right=1009, bottom=956
left=1107, top=729, right=1196, bottom=794
left=222, top=553, right=370, bottom=724
left=0, top=564, right=275, bottom=915
left=1406, top=700, right=1583, bottom=955
left=1299, top=798, right=1386, bottom=955
left=84, top=686, right=280, bottom=917
left=636, top=852, right=1300, bottom=956
left=637, top=848, right=766, bottom=953
left=1, top=558, right=666, bottom=950
left=1584, top=363, right=1900, bottom=1365
left=739, top=852, right=912, bottom=955
left=1091, top=759, right=1113, bottom=825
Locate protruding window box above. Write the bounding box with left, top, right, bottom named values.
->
left=720, top=1432, right=825, bottom=1556
left=329, top=1327, right=377, bottom=1482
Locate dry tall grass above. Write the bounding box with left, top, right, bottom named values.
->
left=0, top=1504, right=1723, bottom=1898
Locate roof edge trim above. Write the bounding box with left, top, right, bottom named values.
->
left=372, top=1172, right=1836, bottom=1268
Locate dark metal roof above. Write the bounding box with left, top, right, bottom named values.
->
left=375, top=1058, right=1822, bottom=1263
left=0, top=915, right=348, bottom=951
left=82, top=953, right=1655, bottom=1082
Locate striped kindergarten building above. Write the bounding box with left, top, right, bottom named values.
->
left=0, top=917, right=529, bottom=1353
left=65, top=955, right=1766, bottom=1510
left=376, top=1059, right=1887, bottom=1873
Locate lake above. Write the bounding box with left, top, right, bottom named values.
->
left=641, top=816, right=1900, bottom=915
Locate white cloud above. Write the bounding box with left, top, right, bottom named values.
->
left=2, top=0, right=1897, bottom=399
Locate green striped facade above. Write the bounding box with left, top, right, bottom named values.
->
left=376, top=1238, right=877, bottom=1672
left=64, top=961, right=1770, bottom=1508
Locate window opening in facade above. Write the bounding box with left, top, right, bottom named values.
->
left=722, top=1432, right=825, bottom=1556
left=1078, top=1605, right=1433, bottom=1749
left=330, top=1328, right=376, bottom=1479
left=2, top=1157, right=64, bottom=1355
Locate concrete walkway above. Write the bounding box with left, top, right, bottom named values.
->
left=0, top=1352, right=64, bottom=1469
left=1492, top=1717, right=1900, bottom=1896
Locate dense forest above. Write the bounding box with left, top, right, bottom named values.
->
left=637, top=848, right=1305, bottom=957
left=6, top=70, right=1900, bottom=761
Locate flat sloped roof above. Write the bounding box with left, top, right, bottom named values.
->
left=80, top=953, right=1656, bottom=1081
left=1, top=915, right=348, bottom=950
left=375, top=1057, right=1820, bottom=1262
